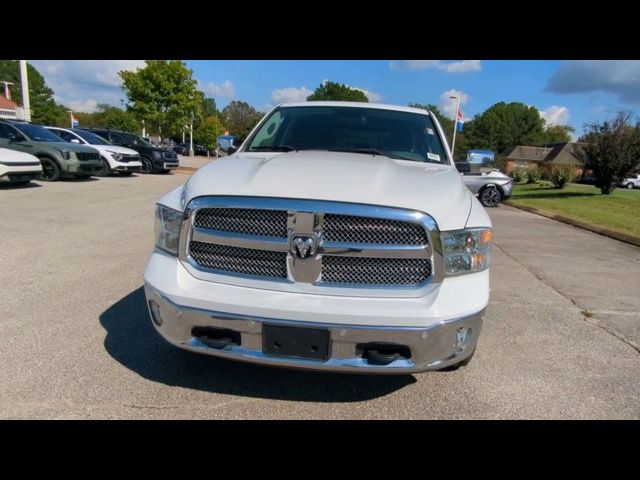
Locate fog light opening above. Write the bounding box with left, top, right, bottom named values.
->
left=455, top=327, right=472, bottom=353
left=149, top=300, right=163, bottom=326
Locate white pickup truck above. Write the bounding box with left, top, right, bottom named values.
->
left=144, top=102, right=492, bottom=373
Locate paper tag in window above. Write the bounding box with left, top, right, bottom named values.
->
left=426, top=128, right=434, bottom=135
left=427, top=152, right=441, bottom=162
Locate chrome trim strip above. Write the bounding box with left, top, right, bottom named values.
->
left=192, top=227, right=290, bottom=252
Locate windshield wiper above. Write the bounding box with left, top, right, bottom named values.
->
left=328, top=148, right=411, bottom=160
left=249, top=145, right=298, bottom=152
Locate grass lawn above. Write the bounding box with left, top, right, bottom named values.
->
left=508, top=182, right=640, bottom=238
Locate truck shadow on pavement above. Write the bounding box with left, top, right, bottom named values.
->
left=99, top=287, right=415, bottom=402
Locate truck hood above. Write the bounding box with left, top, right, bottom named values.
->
left=182, top=151, right=473, bottom=231
left=0, top=147, right=40, bottom=165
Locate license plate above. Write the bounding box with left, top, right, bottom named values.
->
left=263, top=325, right=330, bottom=361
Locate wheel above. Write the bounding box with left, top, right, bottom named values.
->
left=97, top=158, right=111, bottom=177
left=626, top=183, right=634, bottom=189
left=480, top=187, right=502, bottom=207
left=140, top=157, right=154, bottom=174
left=440, top=348, right=476, bottom=371
left=38, top=157, right=61, bottom=182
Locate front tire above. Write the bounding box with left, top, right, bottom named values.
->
left=38, top=157, right=61, bottom=182
left=480, top=187, right=502, bottom=207
left=626, top=183, right=634, bottom=189
left=97, top=158, right=111, bottom=177
left=140, top=157, right=154, bottom=174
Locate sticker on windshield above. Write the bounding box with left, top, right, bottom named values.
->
left=426, top=128, right=435, bottom=135
left=427, top=152, right=441, bottom=162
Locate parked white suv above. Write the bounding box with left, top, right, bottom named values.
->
left=0, top=147, right=42, bottom=184
left=621, top=174, right=640, bottom=189
left=46, top=127, right=142, bottom=176
left=144, top=102, right=492, bottom=373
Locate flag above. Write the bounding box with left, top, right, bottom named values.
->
left=456, top=108, right=464, bottom=132
left=69, top=111, right=79, bottom=128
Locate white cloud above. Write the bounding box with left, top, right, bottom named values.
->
left=272, top=86, right=313, bottom=103
left=546, top=60, right=640, bottom=104
left=539, top=105, right=570, bottom=127
left=390, top=60, right=482, bottom=74
left=201, top=80, right=235, bottom=98
left=30, top=60, right=144, bottom=112
left=440, top=89, right=470, bottom=119
left=67, top=99, right=100, bottom=113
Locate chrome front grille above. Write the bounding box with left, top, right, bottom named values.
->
left=189, top=241, right=288, bottom=279
left=182, top=197, right=440, bottom=290
left=322, top=256, right=432, bottom=286
left=194, top=208, right=288, bottom=238
left=322, top=214, right=428, bottom=245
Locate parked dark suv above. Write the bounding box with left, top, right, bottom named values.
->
left=83, top=129, right=179, bottom=173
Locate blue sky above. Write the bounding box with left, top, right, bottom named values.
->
left=31, top=60, right=640, bottom=137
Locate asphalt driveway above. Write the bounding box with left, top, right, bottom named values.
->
left=0, top=175, right=638, bottom=419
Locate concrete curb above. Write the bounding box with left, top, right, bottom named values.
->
left=504, top=201, right=640, bottom=248
left=174, top=166, right=198, bottom=174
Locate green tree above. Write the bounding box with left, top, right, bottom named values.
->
left=541, top=124, right=574, bottom=144
left=74, top=104, right=139, bottom=132
left=193, top=114, right=226, bottom=150
left=119, top=60, right=203, bottom=138
left=221, top=101, right=263, bottom=141
left=0, top=60, right=68, bottom=126
left=463, top=102, right=545, bottom=155
left=202, top=97, right=217, bottom=117
left=307, top=81, right=368, bottom=102
left=578, top=111, right=640, bottom=194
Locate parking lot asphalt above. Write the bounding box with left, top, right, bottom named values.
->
left=0, top=174, right=638, bottom=419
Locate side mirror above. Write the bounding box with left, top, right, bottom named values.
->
left=70, top=138, right=81, bottom=144
left=8, top=133, right=24, bottom=142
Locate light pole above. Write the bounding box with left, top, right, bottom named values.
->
left=19, top=60, right=31, bottom=122
left=189, top=113, right=194, bottom=157
left=449, top=95, right=461, bottom=158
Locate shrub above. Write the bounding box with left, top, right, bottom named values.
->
left=549, top=163, right=576, bottom=189
left=512, top=167, right=527, bottom=183
left=526, top=168, right=542, bottom=184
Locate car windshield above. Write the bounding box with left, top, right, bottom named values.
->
left=74, top=129, right=111, bottom=145
left=14, top=123, right=65, bottom=142
left=109, top=131, right=153, bottom=147
left=245, top=106, right=449, bottom=164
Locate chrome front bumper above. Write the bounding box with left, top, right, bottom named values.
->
left=144, top=284, right=484, bottom=374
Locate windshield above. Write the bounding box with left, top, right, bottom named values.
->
left=14, top=123, right=65, bottom=142
left=110, top=131, right=153, bottom=147
left=245, top=106, right=449, bottom=164
left=74, top=129, right=111, bottom=145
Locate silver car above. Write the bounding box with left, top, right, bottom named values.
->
left=458, top=150, right=514, bottom=207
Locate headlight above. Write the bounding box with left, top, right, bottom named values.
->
left=441, top=228, right=492, bottom=276
left=153, top=151, right=163, bottom=159
left=107, top=150, right=123, bottom=161
left=154, top=204, right=183, bottom=256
